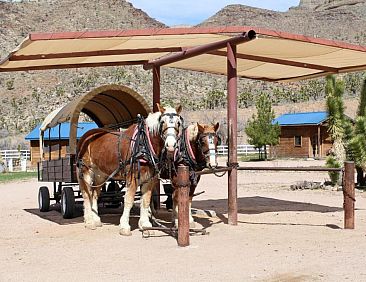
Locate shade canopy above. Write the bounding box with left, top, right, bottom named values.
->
left=1, top=26, right=366, bottom=82
left=39, top=84, right=151, bottom=154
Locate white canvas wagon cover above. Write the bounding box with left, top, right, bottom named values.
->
left=39, top=84, right=151, bottom=155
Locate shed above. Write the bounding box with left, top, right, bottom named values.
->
left=272, top=111, right=331, bottom=159
left=25, top=122, right=97, bottom=166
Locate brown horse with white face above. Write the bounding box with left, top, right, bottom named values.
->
left=76, top=104, right=182, bottom=235
left=171, top=122, right=219, bottom=227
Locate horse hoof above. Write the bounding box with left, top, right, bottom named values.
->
left=95, top=221, right=103, bottom=228
left=142, top=230, right=155, bottom=237
left=119, top=228, right=132, bottom=236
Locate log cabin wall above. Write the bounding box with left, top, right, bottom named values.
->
left=272, top=125, right=331, bottom=159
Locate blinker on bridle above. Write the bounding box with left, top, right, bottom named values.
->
left=197, top=133, right=217, bottom=157
left=158, top=112, right=182, bottom=138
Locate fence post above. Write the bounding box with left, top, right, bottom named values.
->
left=343, top=161, right=355, bottom=229
left=8, top=159, right=13, bottom=172
left=177, top=165, right=190, bottom=247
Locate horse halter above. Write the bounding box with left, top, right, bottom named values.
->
left=197, top=132, right=218, bottom=168
left=158, top=112, right=182, bottom=151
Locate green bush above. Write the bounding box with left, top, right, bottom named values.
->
left=326, top=156, right=341, bottom=186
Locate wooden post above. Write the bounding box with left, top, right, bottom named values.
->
left=152, top=66, right=161, bottom=209
left=227, top=42, right=238, bottom=225
left=343, top=161, right=355, bottom=229
left=177, top=165, right=190, bottom=247
left=152, top=66, right=160, bottom=112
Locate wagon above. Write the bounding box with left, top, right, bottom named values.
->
left=36, top=84, right=152, bottom=218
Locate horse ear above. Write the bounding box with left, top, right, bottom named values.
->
left=214, top=122, right=220, bottom=132
left=156, top=103, right=165, bottom=113
left=176, top=105, right=182, bottom=115
left=197, top=122, right=204, bottom=132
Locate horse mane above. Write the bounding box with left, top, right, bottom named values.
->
left=145, top=106, right=177, bottom=136
left=187, top=124, right=198, bottom=142
left=145, top=111, right=161, bottom=136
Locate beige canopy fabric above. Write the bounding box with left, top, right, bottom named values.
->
left=39, top=84, right=151, bottom=155
left=1, top=26, right=366, bottom=81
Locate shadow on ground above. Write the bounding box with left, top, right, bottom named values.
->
left=194, top=196, right=343, bottom=215
left=24, top=196, right=343, bottom=230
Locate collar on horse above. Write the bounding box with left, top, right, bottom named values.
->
left=178, top=127, right=206, bottom=171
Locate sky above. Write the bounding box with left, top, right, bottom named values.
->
left=128, top=0, right=300, bottom=26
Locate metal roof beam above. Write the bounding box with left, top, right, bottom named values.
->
left=0, top=60, right=148, bottom=72
left=209, top=50, right=339, bottom=73
left=9, top=47, right=182, bottom=61
left=143, top=30, right=256, bottom=70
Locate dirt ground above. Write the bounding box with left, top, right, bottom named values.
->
left=1, top=159, right=366, bottom=282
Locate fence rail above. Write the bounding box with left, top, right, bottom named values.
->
left=217, top=145, right=267, bottom=155
left=0, top=150, right=30, bottom=161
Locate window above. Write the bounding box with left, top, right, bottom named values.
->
left=294, top=136, right=302, bottom=147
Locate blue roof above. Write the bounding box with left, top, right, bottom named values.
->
left=273, top=112, right=328, bottom=126
left=25, top=122, right=98, bottom=141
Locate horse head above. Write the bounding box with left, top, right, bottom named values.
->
left=156, top=103, right=183, bottom=156
left=196, top=122, right=220, bottom=168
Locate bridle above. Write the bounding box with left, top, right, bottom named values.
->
left=197, top=132, right=218, bottom=168
left=158, top=112, right=183, bottom=145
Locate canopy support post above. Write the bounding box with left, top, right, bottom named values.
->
left=227, top=42, right=238, bottom=225
left=153, top=66, right=161, bottom=209
left=153, top=66, right=161, bottom=112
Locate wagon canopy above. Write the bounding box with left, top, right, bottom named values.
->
left=40, top=84, right=151, bottom=154
left=1, top=26, right=366, bottom=82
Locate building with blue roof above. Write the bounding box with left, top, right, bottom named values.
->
left=272, top=111, right=332, bottom=159
left=25, top=122, right=98, bottom=165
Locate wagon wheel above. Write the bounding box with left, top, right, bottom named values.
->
left=38, top=186, right=50, bottom=212
left=61, top=187, right=75, bottom=219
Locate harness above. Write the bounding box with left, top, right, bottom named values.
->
left=77, top=113, right=182, bottom=187
left=178, top=127, right=207, bottom=171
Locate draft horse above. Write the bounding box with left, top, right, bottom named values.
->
left=170, top=122, right=220, bottom=227
left=76, top=104, right=182, bottom=236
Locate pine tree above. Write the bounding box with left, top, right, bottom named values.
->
left=245, top=93, right=280, bottom=160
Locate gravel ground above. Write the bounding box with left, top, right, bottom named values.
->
left=0, top=159, right=366, bottom=282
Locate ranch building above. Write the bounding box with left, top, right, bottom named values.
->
left=271, top=111, right=333, bottom=159
left=25, top=122, right=97, bottom=166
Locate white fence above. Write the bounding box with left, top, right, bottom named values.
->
left=217, top=145, right=267, bottom=155
left=0, top=150, right=31, bottom=161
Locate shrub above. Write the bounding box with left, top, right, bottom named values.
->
left=326, top=156, right=341, bottom=186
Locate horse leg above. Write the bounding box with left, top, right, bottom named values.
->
left=119, top=175, right=137, bottom=236
left=79, top=175, right=97, bottom=230
left=172, top=187, right=178, bottom=227
left=171, top=182, right=196, bottom=228
left=138, top=177, right=156, bottom=234
left=188, top=180, right=199, bottom=228
left=91, top=187, right=102, bottom=227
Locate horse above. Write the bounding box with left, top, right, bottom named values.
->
left=170, top=122, right=220, bottom=228
left=76, top=104, right=183, bottom=236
